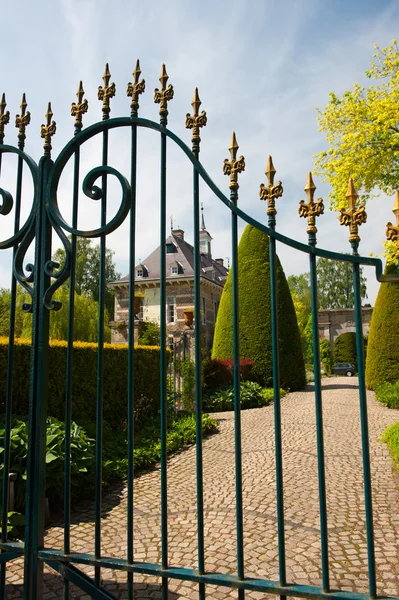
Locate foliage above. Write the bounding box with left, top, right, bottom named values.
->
left=0, top=285, right=110, bottom=343
left=0, top=417, right=95, bottom=512
left=320, top=339, right=332, bottom=375
left=380, top=423, right=399, bottom=472
left=316, top=258, right=367, bottom=309
left=212, top=225, right=305, bottom=391
left=366, top=264, right=399, bottom=389
left=334, top=332, right=357, bottom=367
left=53, top=238, right=121, bottom=318
left=375, top=381, right=399, bottom=409
left=101, top=413, right=218, bottom=481
left=303, top=315, right=314, bottom=365
left=287, top=274, right=312, bottom=343
left=138, top=321, right=160, bottom=346
left=203, top=381, right=287, bottom=413
left=314, top=40, right=399, bottom=210
left=203, top=358, right=255, bottom=390
left=0, top=338, right=170, bottom=429
left=0, top=511, right=25, bottom=538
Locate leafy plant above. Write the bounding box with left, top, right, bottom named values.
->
left=203, top=381, right=287, bottom=413
left=320, top=339, right=332, bottom=375
left=0, top=417, right=95, bottom=512
left=380, top=422, right=399, bottom=471
left=375, top=381, right=399, bottom=409
left=138, top=321, right=160, bottom=346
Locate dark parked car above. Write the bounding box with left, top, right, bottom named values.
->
left=333, top=362, right=356, bottom=377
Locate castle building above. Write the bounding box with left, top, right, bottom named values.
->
left=109, top=214, right=228, bottom=353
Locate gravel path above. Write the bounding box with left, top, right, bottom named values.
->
left=5, top=377, right=399, bottom=599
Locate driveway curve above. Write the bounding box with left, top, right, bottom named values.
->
left=6, top=377, right=399, bottom=599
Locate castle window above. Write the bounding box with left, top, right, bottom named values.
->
left=167, top=297, right=176, bottom=324
left=171, top=265, right=178, bottom=275
left=137, top=268, right=143, bottom=277
left=166, top=243, right=176, bottom=254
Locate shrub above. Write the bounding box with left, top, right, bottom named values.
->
left=0, top=417, right=95, bottom=512
left=138, top=322, right=160, bottom=346
left=375, top=381, right=399, bottom=409
left=203, top=381, right=287, bottom=412
left=203, top=358, right=255, bottom=390
left=334, top=332, right=357, bottom=367
left=320, top=339, right=332, bottom=375
left=380, top=422, right=399, bottom=471
left=0, top=338, right=170, bottom=429
left=366, top=263, right=399, bottom=389
left=212, top=225, right=305, bottom=391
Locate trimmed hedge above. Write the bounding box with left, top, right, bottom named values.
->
left=320, top=339, right=332, bottom=375
left=366, top=263, right=399, bottom=389
left=212, top=225, right=306, bottom=391
left=0, top=338, right=170, bottom=428
left=334, top=332, right=357, bottom=367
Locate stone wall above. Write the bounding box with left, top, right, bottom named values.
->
left=318, top=307, right=373, bottom=347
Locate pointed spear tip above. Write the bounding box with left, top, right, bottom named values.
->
left=230, top=131, right=238, bottom=148
left=305, top=171, right=316, bottom=191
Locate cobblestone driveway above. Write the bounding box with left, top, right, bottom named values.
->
left=5, top=378, right=399, bottom=599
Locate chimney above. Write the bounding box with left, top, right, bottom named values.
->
left=172, top=228, right=184, bottom=240
left=215, top=258, right=224, bottom=267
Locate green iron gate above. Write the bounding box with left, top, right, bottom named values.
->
left=0, top=62, right=398, bottom=600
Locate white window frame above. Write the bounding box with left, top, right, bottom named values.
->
left=137, top=268, right=143, bottom=278
left=171, top=265, right=178, bottom=275
left=167, top=296, right=176, bottom=324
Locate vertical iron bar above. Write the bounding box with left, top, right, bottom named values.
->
left=309, top=249, right=329, bottom=592
left=159, top=129, right=169, bottom=599
left=95, top=129, right=108, bottom=588
left=193, top=156, right=205, bottom=600
left=269, top=218, right=286, bottom=598
left=1, top=152, right=23, bottom=593
left=231, top=191, right=245, bottom=600
left=352, top=258, right=376, bottom=598
left=63, top=143, right=80, bottom=600
left=24, top=156, right=52, bottom=600
left=127, top=121, right=138, bottom=600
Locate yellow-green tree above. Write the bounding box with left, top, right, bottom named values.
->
left=314, top=40, right=399, bottom=211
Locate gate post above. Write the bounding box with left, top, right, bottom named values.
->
left=23, top=116, right=54, bottom=599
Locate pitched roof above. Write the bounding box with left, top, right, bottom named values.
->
left=112, top=233, right=228, bottom=286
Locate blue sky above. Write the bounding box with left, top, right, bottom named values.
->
left=1, top=0, right=399, bottom=304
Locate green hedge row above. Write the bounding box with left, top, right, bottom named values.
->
left=0, top=338, right=170, bottom=428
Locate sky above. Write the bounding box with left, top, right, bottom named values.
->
left=1, top=0, right=399, bottom=305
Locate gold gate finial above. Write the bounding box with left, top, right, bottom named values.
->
left=41, top=102, right=56, bottom=157
left=0, top=93, right=10, bottom=143
left=127, top=59, right=145, bottom=117
left=223, top=132, right=245, bottom=189
left=338, top=177, right=367, bottom=245
left=185, top=88, right=207, bottom=149
left=98, top=63, right=116, bottom=119
left=15, top=93, right=31, bottom=150
left=154, top=64, right=174, bottom=125
left=299, top=172, right=324, bottom=237
left=259, top=155, right=283, bottom=218
left=71, top=81, right=88, bottom=132
left=386, top=190, right=399, bottom=261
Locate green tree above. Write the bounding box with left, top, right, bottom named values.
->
left=0, top=285, right=109, bottom=343
left=366, top=264, right=399, bottom=389
left=212, top=225, right=305, bottom=391
left=334, top=332, right=357, bottom=367
left=314, top=40, right=399, bottom=210
left=53, top=238, right=121, bottom=318
left=138, top=322, right=160, bottom=346
left=316, top=258, right=367, bottom=309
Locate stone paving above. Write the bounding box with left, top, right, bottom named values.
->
left=5, top=378, right=399, bottom=599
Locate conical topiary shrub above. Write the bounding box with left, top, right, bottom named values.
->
left=366, top=263, right=399, bottom=390
left=334, top=332, right=357, bottom=367
left=212, top=224, right=306, bottom=391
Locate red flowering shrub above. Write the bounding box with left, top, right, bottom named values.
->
left=203, top=358, right=255, bottom=390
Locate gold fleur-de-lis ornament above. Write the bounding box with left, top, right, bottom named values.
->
left=386, top=190, right=399, bottom=261
left=127, top=60, right=145, bottom=117
left=338, top=178, right=367, bottom=248
left=223, top=132, right=245, bottom=190
left=41, top=102, right=56, bottom=157
left=154, top=64, right=174, bottom=125
left=299, top=172, right=324, bottom=244
left=0, top=93, right=10, bottom=143
left=98, top=63, right=116, bottom=119
left=259, top=155, right=283, bottom=226
left=15, top=93, right=31, bottom=150
left=185, top=88, right=207, bottom=154
left=71, top=81, right=88, bottom=132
